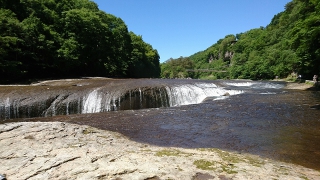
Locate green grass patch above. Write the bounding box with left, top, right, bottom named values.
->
left=244, top=155, right=265, bottom=167
left=193, top=159, right=238, bottom=174
left=300, top=176, right=309, bottom=180
left=198, top=148, right=265, bottom=167
left=155, top=149, right=187, bottom=157
left=221, top=164, right=238, bottom=174
left=198, top=148, right=240, bottom=163
left=193, top=159, right=216, bottom=170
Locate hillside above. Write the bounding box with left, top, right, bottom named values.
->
left=0, top=0, right=160, bottom=83
left=161, top=0, right=320, bottom=80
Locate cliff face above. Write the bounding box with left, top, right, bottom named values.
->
left=224, top=51, right=234, bottom=60
left=208, top=51, right=234, bottom=63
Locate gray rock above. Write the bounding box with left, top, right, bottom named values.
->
left=0, top=122, right=319, bottom=180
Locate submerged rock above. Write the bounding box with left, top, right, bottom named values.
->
left=223, top=92, right=230, bottom=96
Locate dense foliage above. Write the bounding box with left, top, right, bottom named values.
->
left=161, top=0, right=320, bottom=80
left=161, top=56, right=194, bottom=79
left=0, top=0, right=160, bottom=83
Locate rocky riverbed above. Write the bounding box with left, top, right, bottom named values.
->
left=283, top=82, right=314, bottom=90
left=0, top=122, right=319, bottom=180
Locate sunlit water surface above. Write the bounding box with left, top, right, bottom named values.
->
left=3, top=80, right=320, bottom=170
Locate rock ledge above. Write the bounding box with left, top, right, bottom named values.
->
left=0, top=122, right=319, bottom=180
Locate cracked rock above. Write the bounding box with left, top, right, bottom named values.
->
left=0, top=122, right=319, bottom=180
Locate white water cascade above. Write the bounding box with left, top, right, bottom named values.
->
left=165, top=83, right=243, bottom=107
left=80, top=82, right=245, bottom=114
left=224, top=81, right=285, bottom=89
left=82, top=89, right=102, bottom=114
left=4, top=98, right=10, bottom=119
left=0, top=80, right=250, bottom=120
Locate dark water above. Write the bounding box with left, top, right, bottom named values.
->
left=3, top=80, right=320, bottom=170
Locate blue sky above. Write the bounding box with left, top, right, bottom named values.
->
left=92, top=0, right=291, bottom=63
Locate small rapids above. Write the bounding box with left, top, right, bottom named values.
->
left=224, top=81, right=285, bottom=89
left=165, top=83, right=243, bottom=106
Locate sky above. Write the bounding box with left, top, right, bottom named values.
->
left=92, top=0, right=292, bottom=63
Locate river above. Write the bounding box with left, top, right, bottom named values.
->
left=1, top=78, right=320, bottom=170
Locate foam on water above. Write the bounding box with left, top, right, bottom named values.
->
left=259, top=92, right=277, bottom=95
left=252, top=82, right=284, bottom=89
left=165, top=83, right=243, bottom=106
left=213, top=96, right=229, bottom=101
left=225, top=81, right=284, bottom=89
left=224, top=82, right=254, bottom=87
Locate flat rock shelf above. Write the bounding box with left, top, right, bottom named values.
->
left=0, top=122, right=319, bottom=180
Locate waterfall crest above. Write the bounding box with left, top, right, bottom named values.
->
left=0, top=79, right=246, bottom=120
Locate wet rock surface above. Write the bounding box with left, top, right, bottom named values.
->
left=1, top=122, right=319, bottom=180
left=17, top=87, right=320, bottom=171
left=0, top=78, right=243, bottom=119
left=1, top=79, right=320, bottom=179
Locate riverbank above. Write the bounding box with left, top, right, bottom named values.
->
left=1, top=122, right=319, bottom=180
left=284, top=82, right=314, bottom=90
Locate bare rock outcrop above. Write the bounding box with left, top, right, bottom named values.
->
left=0, top=122, right=319, bottom=180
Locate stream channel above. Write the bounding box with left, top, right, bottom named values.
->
left=1, top=78, right=320, bottom=170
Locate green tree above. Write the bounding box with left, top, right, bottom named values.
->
left=0, top=9, right=24, bottom=82
left=160, top=56, right=194, bottom=79
left=128, top=32, right=160, bottom=78
left=185, top=0, right=320, bottom=80
left=0, top=0, right=160, bottom=83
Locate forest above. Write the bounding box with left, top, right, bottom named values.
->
left=0, top=0, right=160, bottom=83
left=161, top=0, right=320, bottom=81
left=1, top=0, right=319, bottom=83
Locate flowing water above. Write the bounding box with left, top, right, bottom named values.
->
left=1, top=78, right=320, bottom=170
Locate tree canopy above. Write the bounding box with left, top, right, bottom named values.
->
left=161, top=0, right=320, bottom=80
left=0, top=0, right=160, bottom=83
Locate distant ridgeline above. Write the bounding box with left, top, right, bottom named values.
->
left=0, top=0, right=160, bottom=83
left=161, top=0, right=320, bottom=80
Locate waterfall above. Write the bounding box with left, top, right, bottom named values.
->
left=0, top=80, right=247, bottom=120
left=82, top=89, right=102, bottom=114
left=66, top=101, right=69, bottom=115
left=4, top=98, right=10, bottom=119
left=139, top=88, right=143, bottom=108
left=12, top=99, right=19, bottom=118
left=165, top=83, right=243, bottom=106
